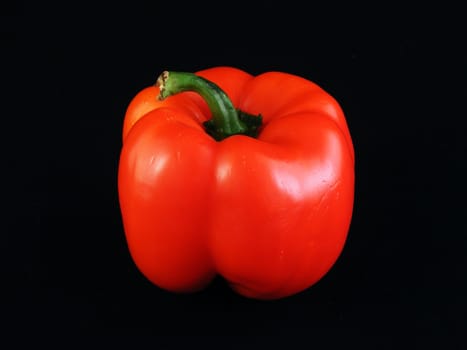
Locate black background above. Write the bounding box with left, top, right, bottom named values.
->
left=3, top=1, right=466, bottom=348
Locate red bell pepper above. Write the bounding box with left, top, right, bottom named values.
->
left=118, top=66, right=354, bottom=299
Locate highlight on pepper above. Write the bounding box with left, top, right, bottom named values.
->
left=118, top=66, right=355, bottom=300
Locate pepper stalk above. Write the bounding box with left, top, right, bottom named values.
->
left=156, top=71, right=262, bottom=141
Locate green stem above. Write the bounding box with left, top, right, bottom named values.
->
left=156, top=71, right=262, bottom=141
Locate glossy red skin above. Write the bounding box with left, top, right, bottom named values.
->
left=118, top=67, right=354, bottom=299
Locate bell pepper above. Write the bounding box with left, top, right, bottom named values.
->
left=118, top=66, right=354, bottom=300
